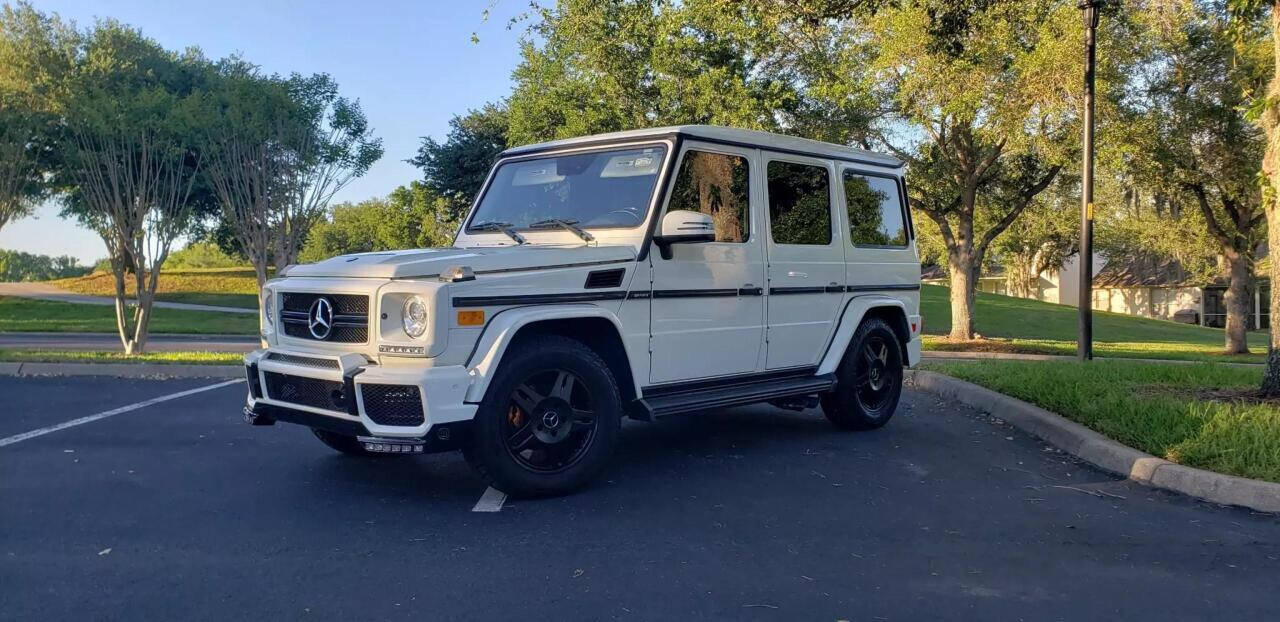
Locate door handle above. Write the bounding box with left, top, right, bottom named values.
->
left=786, top=271, right=808, bottom=278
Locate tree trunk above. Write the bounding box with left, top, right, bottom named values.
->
left=948, top=251, right=978, bottom=340
left=1261, top=1, right=1280, bottom=396
left=1223, top=254, right=1251, bottom=355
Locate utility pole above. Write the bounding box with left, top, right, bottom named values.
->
left=1078, top=0, right=1099, bottom=362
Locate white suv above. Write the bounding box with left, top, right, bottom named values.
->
left=244, top=125, right=922, bottom=497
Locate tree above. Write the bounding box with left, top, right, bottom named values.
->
left=856, top=1, right=1095, bottom=340
left=0, top=2, right=76, bottom=233
left=200, top=66, right=383, bottom=296
left=59, top=20, right=206, bottom=354
left=200, top=61, right=296, bottom=290
left=505, top=0, right=834, bottom=145
left=275, top=73, right=383, bottom=269
left=299, top=182, right=459, bottom=262
left=409, top=103, right=509, bottom=216
left=1227, top=0, right=1280, bottom=392
left=992, top=184, right=1079, bottom=299
left=1140, top=3, right=1269, bottom=353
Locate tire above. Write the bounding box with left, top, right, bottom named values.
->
left=820, top=317, right=904, bottom=430
left=463, top=334, right=622, bottom=498
left=311, top=428, right=384, bottom=456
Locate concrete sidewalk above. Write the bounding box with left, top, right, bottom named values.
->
left=0, top=332, right=259, bottom=352
left=0, top=282, right=256, bottom=314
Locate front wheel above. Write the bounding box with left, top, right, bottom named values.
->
left=820, top=317, right=904, bottom=430
left=463, top=335, right=622, bottom=498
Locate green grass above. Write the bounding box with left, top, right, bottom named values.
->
left=923, top=360, right=1280, bottom=483
left=921, top=284, right=1268, bottom=363
left=0, top=349, right=242, bottom=365
left=51, top=267, right=263, bottom=309
left=0, top=296, right=258, bottom=335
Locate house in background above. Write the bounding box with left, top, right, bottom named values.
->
left=923, top=253, right=1271, bottom=329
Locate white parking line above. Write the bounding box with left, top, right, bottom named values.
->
left=0, top=379, right=243, bottom=448
left=471, top=486, right=507, bottom=512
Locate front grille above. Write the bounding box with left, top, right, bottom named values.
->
left=281, top=292, right=368, bottom=315
left=279, top=292, right=369, bottom=343
left=361, top=384, right=425, bottom=426
left=263, top=371, right=348, bottom=412
left=265, top=352, right=340, bottom=369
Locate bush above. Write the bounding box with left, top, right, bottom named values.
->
left=163, top=241, right=245, bottom=270
left=300, top=182, right=459, bottom=262
left=0, top=250, right=91, bottom=282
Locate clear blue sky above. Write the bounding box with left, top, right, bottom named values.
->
left=0, top=0, right=526, bottom=264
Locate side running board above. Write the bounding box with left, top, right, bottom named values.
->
left=638, top=373, right=836, bottom=418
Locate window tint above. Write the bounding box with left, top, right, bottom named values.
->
left=844, top=172, right=908, bottom=247
left=767, top=160, right=831, bottom=245
left=667, top=150, right=750, bottom=242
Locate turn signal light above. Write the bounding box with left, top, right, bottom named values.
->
left=457, top=310, right=485, bottom=326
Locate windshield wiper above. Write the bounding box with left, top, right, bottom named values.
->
left=529, top=218, right=595, bottom=243
left=471, top=221, right=526, bottom=245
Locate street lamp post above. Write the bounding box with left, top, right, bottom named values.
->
left=1078, top=0, right=1100, bottom=362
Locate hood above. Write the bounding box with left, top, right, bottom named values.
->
left=283, top=244, right=638, bottom=279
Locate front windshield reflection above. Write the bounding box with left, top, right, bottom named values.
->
left=467, top=145, right=668, bottom=232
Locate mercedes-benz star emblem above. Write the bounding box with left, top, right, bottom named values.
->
left=307, top=297, right=334, bottom=340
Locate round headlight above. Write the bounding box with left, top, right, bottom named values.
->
left=401, top=295, right=429, bottom=338
left=263, top=292, right=274, bottom=325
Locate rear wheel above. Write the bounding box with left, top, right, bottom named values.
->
left=820, top=317, right=904, bottom=430
left=463, top=335, right=622, bottom=498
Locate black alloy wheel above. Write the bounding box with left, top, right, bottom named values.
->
left=503, top=368, right=599, bottom=473
left=820, top=317, right=904, bottom=430
left=464, top=334, right=621, bottom=497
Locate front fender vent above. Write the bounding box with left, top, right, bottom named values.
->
left=584, top=268, right=625, bottom=289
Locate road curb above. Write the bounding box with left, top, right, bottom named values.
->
left=905, top=369, right=1280, bottom=514
left=921, top=350, right=1264, bottom=367
left=1, top=362, right=243, bottom=379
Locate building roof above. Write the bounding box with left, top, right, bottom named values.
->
left=1092, top=254, right=1195, bottom=288
left=501, top=125, right=904, bottom=169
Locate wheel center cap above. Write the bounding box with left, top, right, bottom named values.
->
left=541, top=410, right=562, bottom=429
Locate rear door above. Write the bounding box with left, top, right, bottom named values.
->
left=648, top=141, right=767, bottom=383
left=762, top=154, right=845, bottom=370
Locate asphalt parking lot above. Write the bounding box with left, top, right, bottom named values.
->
left=2, top=376, right=1279, bottom=621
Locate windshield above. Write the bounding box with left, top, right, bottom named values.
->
left=467, top=145, right=668, bottom=232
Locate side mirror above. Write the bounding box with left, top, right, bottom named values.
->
left=653, top=210, right=715, bottom=259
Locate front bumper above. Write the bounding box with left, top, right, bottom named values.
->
left=243, top=348, right=477, bottom=439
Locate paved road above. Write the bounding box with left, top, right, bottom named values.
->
left=0, top=282, right=255, bottom=314
left=1, top=377, right=1278, bottom=621
left=0, top=332, right=259, bottom=352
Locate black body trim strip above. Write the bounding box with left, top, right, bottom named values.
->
left=769, top=286, right=828, bottom=295
left=846, top=284, right=920, bottom=293
left=452, top=291, right=627, bottom=307
left=651, top=288, right=739, bottom=299
left=627, top=291, right=652, bottom=299
left=738, top=287, right=763, bottom=296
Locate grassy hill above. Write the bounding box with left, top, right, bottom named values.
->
left=920, top=284, right=1268, bottom=363
left=0, top=296, right=258, bottom=334
left=52, top=267, right=262, bottom=309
